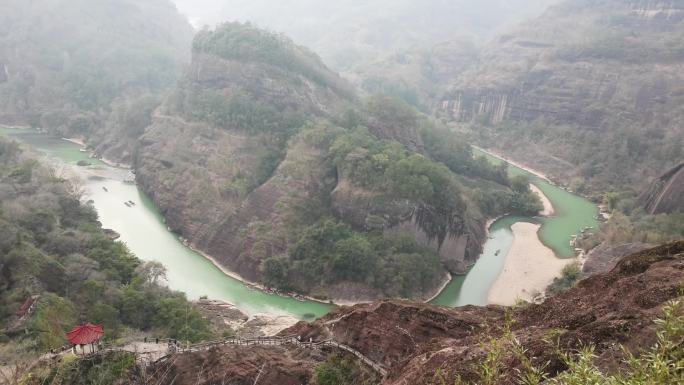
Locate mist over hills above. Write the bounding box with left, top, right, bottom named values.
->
left=172, top=0, right=556, bottom=70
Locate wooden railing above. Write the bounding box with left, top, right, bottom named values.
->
left=50, top=335, right=389, bottom=377
left=155, top=336, right=389, bottom=377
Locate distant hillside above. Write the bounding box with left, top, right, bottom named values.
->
left=438, top=0, right=684, bottom=194
left=135, top=23, right=540, bottom=302
left=0, top=0, right=194, bottom=162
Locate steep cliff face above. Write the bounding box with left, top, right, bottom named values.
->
left=639, top=161, right=684, bottom=214
left=438, top=0, right=684, bottom=192
left=330, top=176, right=485, bottom=274
left=285, top=242, right=684, bottom=384
left=195, top=130, right=335, bottom=283
left=136, top=42, right=347, bottom=282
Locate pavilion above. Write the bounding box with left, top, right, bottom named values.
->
left=66, top=323, right=104, bottom=354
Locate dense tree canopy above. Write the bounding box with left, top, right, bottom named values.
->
left=0, top=140, right=212, bottom=351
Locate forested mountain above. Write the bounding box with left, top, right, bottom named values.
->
left=0, top=0, right=194, bottom=163
left=1, top=1, right=682, bottom=384
left=135, top=22, right=541, bottom=302
left=171, top=0, right=555, bottom=113
left=0, top=139, right=211, bottom=358
left=438, top=0, right=684, bottom=195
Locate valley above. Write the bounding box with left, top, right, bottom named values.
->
left=1, top=1, right=682, bottom=384
left=1, top=125, right=600, bottom=313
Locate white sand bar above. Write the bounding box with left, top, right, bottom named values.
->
left=488, top=222, right=575, bottom=305
left=530, top=184, right=555, bottom=216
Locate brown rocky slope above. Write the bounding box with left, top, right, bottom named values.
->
left=137, top=242, right=682, bottom=385
left=283, top=241, right=684, bottom=384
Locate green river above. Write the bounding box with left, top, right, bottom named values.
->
left=431, top=148, right=599, bottom=306
left=1, top=128, right=599, bottom=314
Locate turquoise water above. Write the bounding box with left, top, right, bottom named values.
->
left=1, top=128, right=331, bottom=319
left=473, top=148, right=599, bottom=258
left=2, top=128, right=598, bottom=312
left=431, top=148, right=599, bottom=307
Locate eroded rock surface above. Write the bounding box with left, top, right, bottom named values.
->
left=285, top=242, right=684, bottom=384
left=639, top=161, right=684, bottom=214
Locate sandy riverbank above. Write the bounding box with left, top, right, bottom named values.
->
left=530, top=184, right=555, bottom=216
left=488, top=222, right=575, bottom=305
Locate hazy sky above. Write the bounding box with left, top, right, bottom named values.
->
left=170, top=0, right=556, bottom=70
left=171, top=0, right=555, bottom=30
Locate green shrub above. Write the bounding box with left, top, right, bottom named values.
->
left=0, top=142, right=214, bottom=349
left=546, top=262, right=582, bottom=295
left=29, top=294, right=76, bottom=349
left=551, top=298, right=684, bottom=384
left=40, top=351, right=136, bottom=385
left=315, top=353, right=379, bottom=385
left=436, top=297, right=684, bottom=385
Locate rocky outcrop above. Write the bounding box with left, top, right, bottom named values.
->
left=582, top=242, right=655, bottom=276
left=386, top=217, right=476, bottom=274
left=135, top=23, right=499, bottom=302
left=331, top=176, right=485, bottom=274
left=195, top=299, right=299, bottom=338
left=364, top=111, right=424, bottom=153
left=285, top=242, right=684, bottom=384
left=639, top=161, right=684, bottom=214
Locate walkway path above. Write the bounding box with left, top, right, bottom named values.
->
left=151, top=336, right=388, bottom=377
left=34, top=336, right=389, bottom=378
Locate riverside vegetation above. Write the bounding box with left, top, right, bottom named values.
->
left=0, top=139, right=212, bottom=360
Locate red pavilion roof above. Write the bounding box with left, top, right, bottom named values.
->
left=66, top=323, right=104, bottom=345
